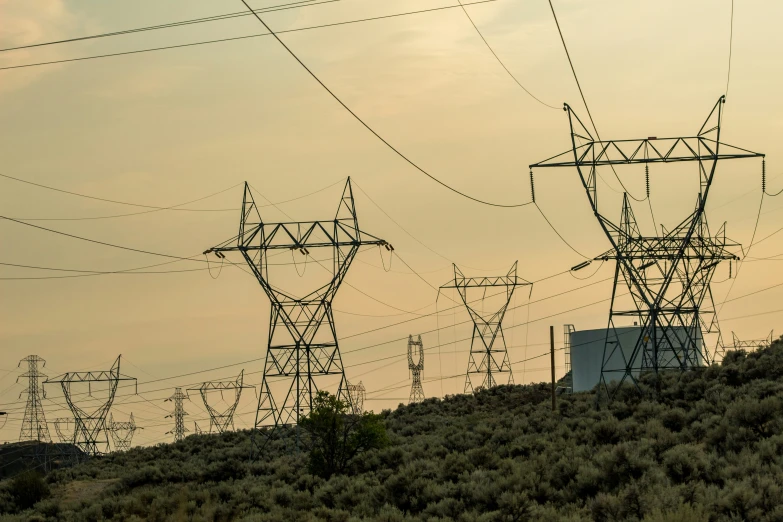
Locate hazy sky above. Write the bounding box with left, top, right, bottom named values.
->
left=0, top=0, right=781, bottom=447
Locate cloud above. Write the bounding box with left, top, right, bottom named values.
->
left=0, top=0, right=84, bottom=95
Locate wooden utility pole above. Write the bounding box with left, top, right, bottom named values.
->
left=550, top=325, right=556, bottom=411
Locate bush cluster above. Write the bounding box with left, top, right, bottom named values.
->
left=3, top=340, right=783, bottom=521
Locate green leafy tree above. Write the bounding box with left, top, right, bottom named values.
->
left=300, top=391, right=389, bottom=478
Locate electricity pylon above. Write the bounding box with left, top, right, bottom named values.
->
left=18, top=355, right=51, bottom=443
left=731, top=330, right=774, bottom=352
left=204, top=178, right=390, bottom=445
left=560, top=325, right=575, bottom=394
left=188, top=370, right=253, bottom=434
left=107, top=413, right=139, bottom=452
left=407, top=335, right=425, bottom=404
left=44, top=356, right=136, bottom=456
left=165, top=387, right=189, bottom=442
left=531, top=96, right=763, bottom=396
left=346, top=381, right=366, bottom=414
left=52, top=418, right=75, bottom=443
left=441, top=263, right=531, bottom=393
left=193, top=422, right=203, bottom=435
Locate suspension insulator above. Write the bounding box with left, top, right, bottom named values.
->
left=645, top=165, right=650, bottom=199
left=762, top=159, right=766, bottom=193
left=530, top=170, right=536, bottom=203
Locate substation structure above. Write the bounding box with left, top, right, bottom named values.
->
left=44, top=356, right=136, bottom=456
left=188, top=370, right=252, bottom=434
left=441, top=263, right=531, bottom=393
left=205, top=178, right=389, bottom=447
left=407, top=335, right=425, bottom=404
left=530, top=96, right=764, bottom=396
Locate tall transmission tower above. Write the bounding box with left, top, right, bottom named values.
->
left=107, top=413, right=139, bottom=452
left=441, top=263, right=531, bottom=393
left=188, top=370, right=253, bottom=434
left=52, top=418, right=75, bottom=443
left=345, top=381, right=366, bottom=414
left=407, top=335, right=425, bottom=404
left=560, top=325, right=575, bottom=394
left=44, top=356, right=136, bottom=456
left=165, top=387, right=189, bottom=442
left=531, top=97, right=763, bottom=396
left=18, top=355, right=51, bottom=443
left=731, top=330, right=774, bottom=352
left=204, top=178, right=389, bottom=443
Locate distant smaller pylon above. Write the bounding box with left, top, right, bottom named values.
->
left=408, top=335, right=425, bottom=404
left=346, top=381, right=366, bottom=414
left=165, top=388, right=189, bottom=443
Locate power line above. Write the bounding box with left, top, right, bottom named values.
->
left=725, top=0, right=734, bottom=98
left=0, top=0, right=502, bottom=72
left=237, top=0, right=532, bottom=208
left=455, top=0, right=559, bottom=110
left=546, top=0, right=646, bottom=203
left=0, top=0, right=327, bottom=53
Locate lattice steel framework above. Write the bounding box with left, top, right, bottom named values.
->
left=205, top=178, right=389, bottom=439
left=407, top=335, right=425, bottom=404
left=531, top=97, right=763, bottom=396
left=44, top=356, right=136, bottom=456
left=165, top=387, right=189, bottom=442
left=52, top=418, right=75, bottom=444
left=188, top=370, right=253, bottom=434
left=731, top=330, right=774, bottom=352
left=107, top=413, right=138, bottom=452
left=561, top=325, right=575, bottom=393
left=18, top=355, right=51, bottom=443
left=441, top=263, right=531, bottom=393
left=346, top=381, right=366, bottom=414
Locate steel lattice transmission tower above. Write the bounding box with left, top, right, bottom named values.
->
left=531, top=97, right=763, bottom=396
left=107, top=413, right=139, bottom=452
left=44, top=356, right=136, bottom=456
left=441, top=263, right=531, bottom=393
left=18, top=355, right=51, bottom=443
left=53, top=418, right=75, bottom=443
left=165, top=387, right=189, bottom=442
left=407, top=335, right=425, bottom=404
left=205, top=178, right=389, bottom=439
left=345, top=381, right=366, bottom=414
left=731, top=331, right=774, bottom=352
left=188, top=370, right=253, bottom=434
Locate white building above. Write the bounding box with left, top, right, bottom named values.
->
left=569, top=326, right=704, bottom=392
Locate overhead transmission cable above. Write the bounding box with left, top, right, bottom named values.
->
left=455, top=0, right=558, bottom=110
left=234, top=0, right=531, bottom=208
left=0, top=0, right=501, bottom=71
left=546, top=0, right=648, bottom=204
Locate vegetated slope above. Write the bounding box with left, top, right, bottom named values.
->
left=3, top=339, right=783, bottom=521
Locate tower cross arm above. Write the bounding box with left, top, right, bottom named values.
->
left=529, top=138, right=763, bottom=170
left=204, top=221, right=389, bottom=254
left=441, top=276, right=531, bottom=289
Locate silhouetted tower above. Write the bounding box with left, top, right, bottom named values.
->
left=18, top=355, right=51, bottom=443
left=165, top=387, right=189, bottom=443
left=44, top=355, right=136, bottom=456
left=561, top=325, right=575, bottom=393
left=407, top=335, right=425, bottom=404
left=441, top=263, right=531, bottom=393
left=531, top=97, right=763, bottom=396
left=193, top=422, right=203, bottom=435
left=346, top=381, right=366, bottom=414
left=107, top=413, right=139, bottom=452
left=731, top=331, right=774, bottom=352
left=204, top=178, right=390, bottom=447
left=52, top=418, right=75, bottom=443
left=188, top=370, right=253, bottom=434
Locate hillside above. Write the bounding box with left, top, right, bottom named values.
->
left=3, top=339, right=783, bottom=521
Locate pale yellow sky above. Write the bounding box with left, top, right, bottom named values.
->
left=0, top=0, right=781, bottom=447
